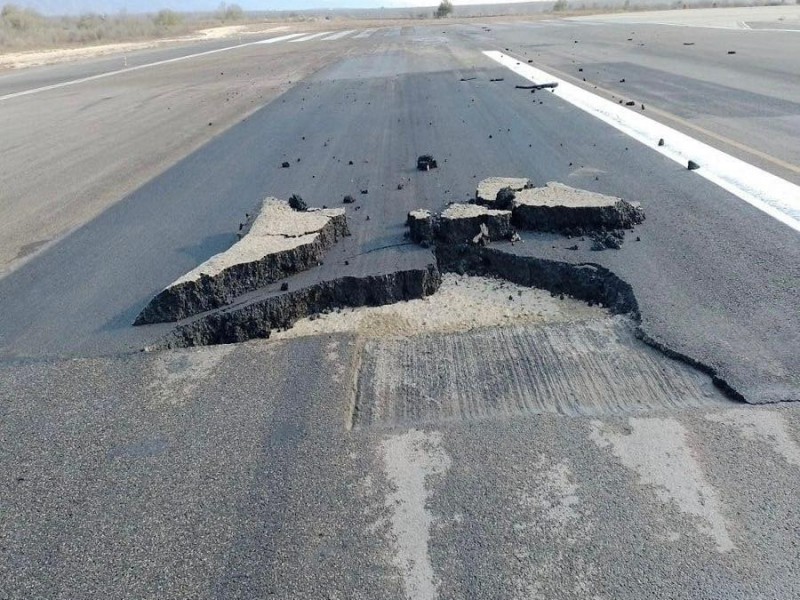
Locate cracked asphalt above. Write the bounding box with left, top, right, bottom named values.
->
left=0, top=8, right=798, bottom=598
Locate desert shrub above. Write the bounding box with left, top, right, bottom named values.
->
left=434, top=0, right=453, bottom=18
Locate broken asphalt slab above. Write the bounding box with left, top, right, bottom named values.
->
left=135, top=199, right=349, bottom=325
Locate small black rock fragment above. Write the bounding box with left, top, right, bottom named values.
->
left=495, top=187, right=516, bottom=210
left=688, top=160, right=700, bottom=171
left=281, top=162, right=290, bottom=168
left=288, top=194, right=307, bottom=211
left=280, top=282, right=289, bottom=292
left=417, top=155, right=438, bottom=171
left=343, top=195, right=356, bottom=204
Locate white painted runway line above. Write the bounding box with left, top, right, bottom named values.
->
left=290, top=31, right=333, bottom=43
left=253, top=32, right=307, bottom=44
left=485, top=50, right=800, bottom=233
left=0, top=32, right=308, bottom=102
left=321, top=30, right=357, bottom=41
left=354, top=28, right=379, bottom=39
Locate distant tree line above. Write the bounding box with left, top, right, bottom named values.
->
left=0, top=2, right=245, bottom=51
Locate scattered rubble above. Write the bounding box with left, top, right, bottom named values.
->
left=417, top=155, right=438, bottom=171
left=590, top=230, right=625, bottom=251
left=494, top=187, right=517, bottom=210
left=516, top=83, right=558, bottom=90
left=472, top=223, right=491, bottom=246
left=134, top=198, right=349, bottom=325
left=511, top=182, right=644, bottom=234
left=475, top=177, right=533, bottom=207
left=288, top=194, right=307, bottom=212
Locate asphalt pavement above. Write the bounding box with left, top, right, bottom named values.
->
left=0, top=10, right=798, bottom=598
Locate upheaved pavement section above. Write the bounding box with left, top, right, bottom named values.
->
left=135, top=199, right=349, bottom=324
left=437, top=203, right=513, bottom=244
left=1, top=9, right=799, bottom=597
left=0, top=22, right=796, bottom=404
left=157, top=265, right=441, bottom=349
left=511, top=182, right=644, bottom=233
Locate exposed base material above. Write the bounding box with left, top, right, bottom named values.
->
left=153, top=265, right=442, bottom=349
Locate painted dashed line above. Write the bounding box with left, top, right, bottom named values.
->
left=0, top=33, right=307, bottom=102
left=290, top=31, right=333, bottom=43
left=1, top=28, right=394, bottom=101
left=322, top=30, right=357, bottom=41
left=253, top=32, right=307, bottom=44
left=354, top=28, right=379, bottom=39
left=484, top=50, right=800, bottom=233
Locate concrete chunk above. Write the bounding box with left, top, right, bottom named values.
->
left=407, top=209, right=435, bottom=246
left=135, top=198, right=349, bottom=325
left=438, top=203, right=513, bottom=244
left=512, top=182, right=644, bottom=233
left=476, top=177, right=533, bottom=206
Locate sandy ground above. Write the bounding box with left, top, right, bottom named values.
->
left=0, top=24, right=296, bottom=70
left=271, top=274, right=606, bottom=340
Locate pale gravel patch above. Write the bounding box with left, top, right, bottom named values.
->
left=270, top=273, right=605, bottom=341
left=706, top=408, right=800, bottom=467
left=590, top=417, right=734, bottom=553
left=523, top=458, right=582, bottom=531
left=513, top=457, right=602, bottom=600
left=147, top=345, right=235, bottom=405
left=440, top=203, right=510, bottom=220
left=381, top=429, right=451, bottom=600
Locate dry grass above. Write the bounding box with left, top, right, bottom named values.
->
left=0, top=4, right=244, bottom=52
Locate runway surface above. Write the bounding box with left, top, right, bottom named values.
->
left=0, top=8, right=798, bottom=598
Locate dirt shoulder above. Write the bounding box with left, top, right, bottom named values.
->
left=0, top=23, right=298, bottom=70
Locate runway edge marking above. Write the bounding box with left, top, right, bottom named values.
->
left=484, top=50, right=800, bottom=233
left=0, top=32, right=308, bottom=102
